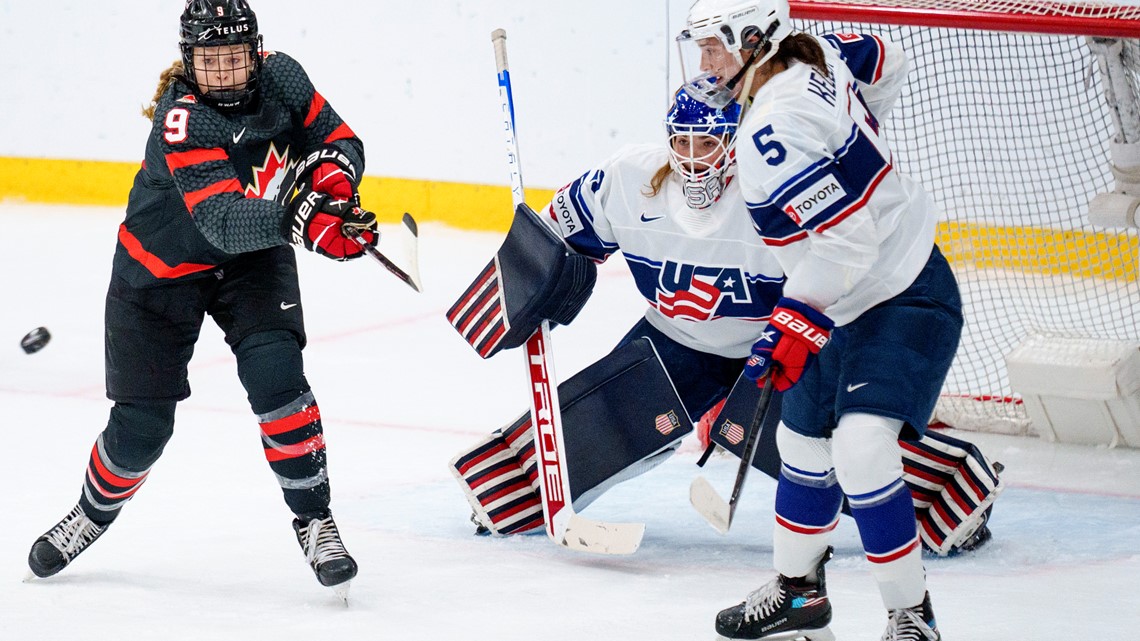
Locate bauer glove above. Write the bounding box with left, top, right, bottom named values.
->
left=282, top=188, right=377, bottom=261
left=309, top=162, right=356, bottom=201
left=744, top=297, right=834, bottom=392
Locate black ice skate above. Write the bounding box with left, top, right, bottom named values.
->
left=27, top=503, right=110, bottom=578
left=715, top=547, right=834, bottom=641
left=882, top=592, right=941, bottom=641
left=293, top=510, right=358, bottom=599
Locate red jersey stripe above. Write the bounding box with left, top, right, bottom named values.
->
left=118, top=224, right=217, bottom=279
left=324, top=123, right=356, bottom=144
left=304, top=91, right=326, bottom=127
left=183, top=178, right=242, bottom=211
left=165, top=147, right=229, bottom=172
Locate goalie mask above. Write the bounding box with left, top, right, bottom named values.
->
left=676, top=0, right=792, bottom=108
left=180, top=0, right=263, bottom=111
left=665, top=87, right=742, bottom=210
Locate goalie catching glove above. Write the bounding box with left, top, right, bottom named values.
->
left=282, top=189, right=377, bottom=261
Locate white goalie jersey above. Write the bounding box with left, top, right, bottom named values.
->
left=543, top=144, right=785, bottom=358
left=735, top=33, right=941, bottom=326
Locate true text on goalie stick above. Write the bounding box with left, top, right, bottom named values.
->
left=491, top=28, right=644, bottom=554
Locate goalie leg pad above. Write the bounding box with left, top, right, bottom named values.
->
left=450, top=337, right=692, bottom=534
left=447, top=204, right=597, bottom=358
left=902, top=430, right=1004, bottom=556
left=449, top=419, right=544, bottom=536
left=708, top=375, right=1004, bottom=556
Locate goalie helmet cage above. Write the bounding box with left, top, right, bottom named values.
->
left=786, top=0, right=1140, bottom=435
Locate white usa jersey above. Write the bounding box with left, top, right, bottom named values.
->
left=544, top=144, right=785, bottom=358
left=735, top=33, right=940, bottom=326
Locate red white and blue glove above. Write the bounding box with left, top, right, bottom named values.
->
left=282, top=188, right=377, bottom=261
left=744, top=297, right=835, bottom=392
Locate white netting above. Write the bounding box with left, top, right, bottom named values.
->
left=794, top=0, right=1140, bottom=28
left=791, top=8, right=1140, bottom=434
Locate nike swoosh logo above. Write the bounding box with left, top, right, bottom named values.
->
left=233, top=127, right=247, bottom=144
left=846, top=382, right=869, bottom=392
left=639, top=212, right=664, bottom=223
left=280, top=302, right=298, bottom=310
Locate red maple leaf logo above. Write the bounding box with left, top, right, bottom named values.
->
left=245, top=142, right=291, bottom=200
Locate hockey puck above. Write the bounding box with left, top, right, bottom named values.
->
left=20, top=327, right=51, bottom=354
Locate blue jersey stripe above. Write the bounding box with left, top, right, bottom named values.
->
left=748, top=124, right=890, bottom=243
left=558, top=171, right=619, bottom=261
left=823, top=33, right=886, bottom=85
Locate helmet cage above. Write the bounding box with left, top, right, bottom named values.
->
left=665, top=90, right=742, bottom=209
left=676, top=0, right=792, bottom=107
left=179, top=0, right=263, bottom=111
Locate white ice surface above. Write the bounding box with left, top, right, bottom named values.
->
left=1, top=204, right=1138, bottom=640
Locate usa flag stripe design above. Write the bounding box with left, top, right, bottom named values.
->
left=447, top=259, right=509, bottom=357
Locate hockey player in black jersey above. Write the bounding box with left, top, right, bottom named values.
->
left=26, top=0, right=373, bottom=597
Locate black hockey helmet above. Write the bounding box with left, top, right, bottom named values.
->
left=179, top=0, right=263, bottom=111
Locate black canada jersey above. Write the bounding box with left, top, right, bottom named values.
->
left=113, top=51, right=365, bottom=287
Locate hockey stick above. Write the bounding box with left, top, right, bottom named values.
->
left=344, top=212, right=423, bottom=292
left=689, top=377, right=775, bottom=534
left=492, top=28, right=644, bottom=555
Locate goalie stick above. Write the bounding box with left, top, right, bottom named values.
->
left=491, top=28, right=644, bottom=555
left=690, top=377, right=775, bottom=534
left=344, top=212, right=423, bottom=292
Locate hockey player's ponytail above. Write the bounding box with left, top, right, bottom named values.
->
left=644, top=164, right=673, bottom=199
left=771, top=33, right=828, bottom=77
left=141, top=60, right=186, bottom=120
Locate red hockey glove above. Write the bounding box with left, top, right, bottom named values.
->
left=744, top=297, right=834, bottom=392
left=309, top=162, right=356, bottom=201
left=282, top=188, right=377, bottom=261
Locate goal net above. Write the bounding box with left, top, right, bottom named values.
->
left=790, top=1, right=1140, bottom=435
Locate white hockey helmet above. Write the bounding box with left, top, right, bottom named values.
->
left=677, top=0, right=793, bottom=107
left=682, top=0, right=792, bottom=57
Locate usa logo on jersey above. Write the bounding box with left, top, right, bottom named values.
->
left=653, top=261, right=752, bottom=321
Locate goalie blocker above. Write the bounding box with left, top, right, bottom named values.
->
left=705, top=374, right=1004, bottom=556
left=450, top=337, right=692, bottom=535
left=447, top=203, right=597, bottom=359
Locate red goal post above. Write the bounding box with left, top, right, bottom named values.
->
left=790, top=0, right=1140, bottom=37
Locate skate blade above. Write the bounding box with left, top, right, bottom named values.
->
left=332, top=580, right=351, bottom=606
left=22, top=570, right=37, bottom=583
left=713, top=627, right=834, bottom=641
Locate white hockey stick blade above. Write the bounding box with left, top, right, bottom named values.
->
left=353, top=212, right=423, bottom=292
left=560, top=514, right=645, bottom=555
left=689, top=475, right=732, bottom=535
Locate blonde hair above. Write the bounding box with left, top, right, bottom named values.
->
left=643, top=163, right=673, bottom=198
left=141, top=60, right=186, bottom=120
